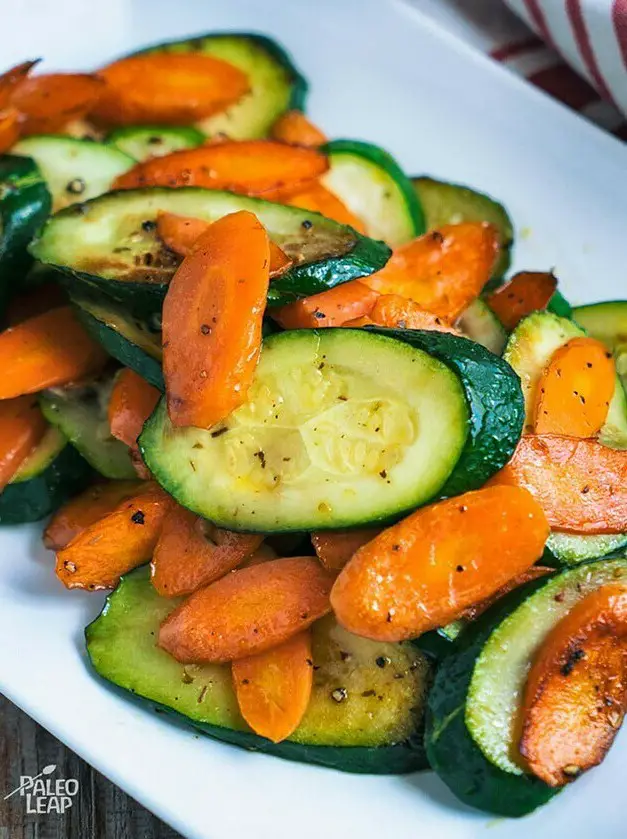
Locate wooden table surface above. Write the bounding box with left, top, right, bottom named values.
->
left=0, top=696, right=181, bottom=839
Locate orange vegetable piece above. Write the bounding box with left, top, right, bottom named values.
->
left=6, top=283, right=67, bottom=326
left=108, top=368, right=160, bottom=449
left=156, top=211, right=292, bottom=277
left=270, top=110, right=327, bottom=147
left=43, top=480, right=142, bottom=550
left=113, top=140, right=328, bottom=200
left=232, top=630, right=313, bottom=743
left=330, top=486, right=549, bottom=642
left=490, top=435, right=627, bottom=533
left=486, top=271, right=558, bottom=330
left=163, top=210, right=270, bottom=429
left=159, top=557, right=334, bottom=663
left=368, top=294, right=461, bottom=333
left=460, top=565, right=553, bottom=622
left=0, top=396, right=47, bottom=491
left=270, top=280, right=379, bottom=329
left=0, top=307, right=107, bottom=399
left=534, top=337, right=615, bottom=437
left=519, top=584, right=627, bottom=787
left=311, top=528, right=382, bottom=572
left=286, top=182, right=366, bottom=232
left=92, top=53, right=249, bottom=126
left=151, top=504, right=263, bottom=596
left=362, top=224, right=498, bottom=320
left=0, top=60, right=39, bottom=109
left=55, top=483, right=173, bottom=590
left=12, top=73, right=105, bottom=135
left=0, top=108, right=20, bottom=153
left=342, top=316, right=375, bottom=327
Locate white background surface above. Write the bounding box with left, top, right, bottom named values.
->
left=1, top=1, right=627, bottom=837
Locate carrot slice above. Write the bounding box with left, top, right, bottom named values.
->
left=6, top=283, right=67, bottom=326
left=311, top=528, right=382, bottom=572
left=232, top=630, right=313, bottom=742
left=330, top=486, right=549, bottom=641
left=159, top=557, right=333, bottom=663
left=0, top=60, right=38, bottom=109
left=0, top=396, right=47, bottom=491
left=92, top=53, right=249, bottom=126
left=55, top=483, right=173, bottom=590
left=534, top=337, right=615, bottom=437
left=0, top=307, right=107, bottom=399
left=342, top=316, right=375, bottom=327
left=12, top=73, right=105, bottom=135
left=367, top=294, right=461, bottom=333
left=108, top=368, right=160, bottom=449
left=113, top=140, right=328, bottom=200
left=362, top=224, right=499, bottom=320
left=270, top=280, right=379, bottom=329
left=486, top=271, right=558, bottom=330
left=239, top=543, right=278, bottom=568
left=0, top=108, right=20, bottom=153
left=43, top=480, right=142, bottom=550
left=286, top=182, right=366, bottom=232
left=519, top=584, right=627, bottom=787
left=460, top=565, right=553, bottom=622
left=151, top=504, right=263, bottom=596
left=489, top=435, right=627, bottom=534
left=156, top=211, right=292, bottom=277
left=270, top=110, right=327, bottom=147
left=163, top=210, right=270, bottom=429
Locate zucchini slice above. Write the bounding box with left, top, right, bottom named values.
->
left=0, top=155, right=51, bottom=308
left=72, top=294, right=164, bottom=390
left=573, top=301, right=627, bottom=389
left=141, top=328, right=469, bottom=532
left=86, top=566, right=431, bottom=773
left=135, top=33, right=307, bottom=140
left=30, top=187, right=391, bottom=316
left=412, top=176, right=513, bottom=277
left=12, top=136, right=134, bottom=211
left=457, top=299, right=506, bottom=355
left=426, top=557, right=627, bottom=816
left=40, top=372, right=136, bottom=479
left=321, top=140, right=424, bottom=246
left=106, top=125, right=205, bottom=161
left=0, top=426, right=92, bottom=524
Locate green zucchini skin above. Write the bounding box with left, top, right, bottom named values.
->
left=425, top=577, right=558, bottom=817
left=546, top=289, right=573, bottom=319
left=372, top=328, right=524, bottom=497
left=0, top=155, right=51, bottom=310
left=31, top=187, right=391, bottom=317
left=106, top=125, right=206, bottom=161
left=0, top=442, right=92, bottom=524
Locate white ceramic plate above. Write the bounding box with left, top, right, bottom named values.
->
left=2, top=0, right=627, bottom=836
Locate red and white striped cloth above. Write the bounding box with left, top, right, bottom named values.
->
left=417, top=0, right=627, bottom=138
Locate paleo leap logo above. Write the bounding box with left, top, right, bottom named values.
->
left=3, top=764, right=79, bottom=814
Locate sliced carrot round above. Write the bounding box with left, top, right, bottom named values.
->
left=534, top=337, right=615, bottom=437
left=486, top=271, right=557, bottom=331
left=311, top=528, right=381, bottom=573
left=362, top=223, right=498, bottom=320
left=158, top=557, right=334, bottom=663
left=519, top=584, right=627, bottom=787
left=330, top=485, right=549, bottom=642
left=151, top=504, right=263, bottom=596
left=163, top=210, right=270, bottom=429
left=92, top=53, right=249, bottom=126
left=286, top=182, right=366, bottom=231
left=270, top=110, right=327, bottom=147
left=0, top=108, right=20, bottom=153
left=368, top=294, right=461, bottom=333
left=114, top=140, right=328, bottom=199
left=12, top=73, right=105, bottom=135
left=232, top=630, right=313, bottom=743
left=0, top=396, right=47, bottom=491
left=108, top=368, right=160, bottom=450
left=270, top=280, right=378, bottom=329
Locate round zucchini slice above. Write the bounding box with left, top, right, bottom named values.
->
left=140, top=328, right=469, bottom=532
left=30, top=187, right=391, bottom=316
left=13, top=136, right=134, bottom=211
left=86, top=565, right=431, bottom=773
left=0, top=426, right=92, bottom=524
left=106, top=125, right=205, bottom=161
left=426, top=557, right=627, bottom=816
left=573, top=301, right=627, bottom=390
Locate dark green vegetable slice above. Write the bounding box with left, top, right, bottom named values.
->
left=135, top=32, right=307, bottom=139
left=0, top=426, right=92, bottom=524
left=40, top=372, right=136, bottom=479
left=106, top=125, right=205, bottom=161
left=86, top=566, right=431, bottom=773
left=0, top=154, right=51, bottom=312
left=412, top=176, right=513, bottom=277
left=30, top=187, right=391, bottom=316
left=426, top=557, right=627, bottom=816
left=457, top=299, right=506, bottom=355
left=322, top=140, right=425, bottom=245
